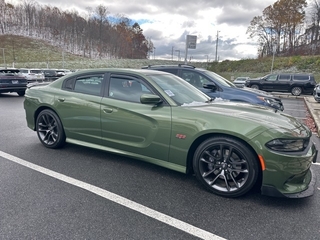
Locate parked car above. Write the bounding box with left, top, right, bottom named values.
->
left=24, top=68, right=317, bottom=198
left=0, top=68, right=27, bottom=96
left=19, top=68, right=45, bottom=83
left=313, top=84, right=320, bottom=102
left=142, top=65, right=284, bottom=111
left=245, top=73, right=316, bottom=96
left=233, top=77, right=250, bottom=88
left=56, top=69, right=72, bottom=77
left=42, top=69, right=59, bottom=81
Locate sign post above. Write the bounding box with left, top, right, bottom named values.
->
left=184, top=35, right=197, bottom=64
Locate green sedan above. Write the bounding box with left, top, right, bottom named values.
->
left=24, top=68, right=317, bottom=198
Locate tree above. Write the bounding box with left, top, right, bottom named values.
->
left=247, top=0, right=307, bottom=56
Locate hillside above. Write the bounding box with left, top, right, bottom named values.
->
left=0, top=34, right=319, bottom=82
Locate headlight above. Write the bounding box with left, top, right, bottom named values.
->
left=257, top=96, right=281, bottom=108
left=266, top=138, right=309, bottom=152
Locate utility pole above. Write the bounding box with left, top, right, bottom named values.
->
left=172, top=46, right=174, bottom=61
left=175, top=50, right=180, bottom=61
left=215, top=30, right=220, bottom=62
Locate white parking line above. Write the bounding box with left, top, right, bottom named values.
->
left=313, top=162, right=320, bottom=166
left=0, top=150, right=225, bottom=240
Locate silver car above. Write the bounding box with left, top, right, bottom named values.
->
left=313, top=84, right=320, bottom=102
left=233, top=77, right=250, bottom=88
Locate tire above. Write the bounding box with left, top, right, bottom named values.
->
left=251, top=84, right=259, bottom=90
left=291, top=87, right=302, bottom=96
left=36, top=109, right=66, bottom=148
left=193, top=136, right=258, bottom=198
left=17, top=91, right=25, bottom=96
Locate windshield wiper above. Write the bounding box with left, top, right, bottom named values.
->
left=206, top=98, right=215, bottom=103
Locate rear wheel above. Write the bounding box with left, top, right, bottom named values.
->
left=193, top=136, right=259, bottom=197
left=291, top=87, right=302, bottom=96
left=17, top=91, right=25, bottom=96
left=251, top=84, right=259, bottom=90
left=36, top=109, right=66, bottom=148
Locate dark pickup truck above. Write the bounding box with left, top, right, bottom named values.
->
left=245, top=73, right=316, bottom=96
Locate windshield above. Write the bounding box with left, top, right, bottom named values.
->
left=149, top=73, right=211, bottom=106
left=203, top=70, right=236, bottom=88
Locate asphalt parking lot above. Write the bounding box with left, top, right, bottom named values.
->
left=0, top=93, right=319, bottom=240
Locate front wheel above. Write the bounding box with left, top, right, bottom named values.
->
left=291, top=87, right=302, bottom=96
left=193, top=136, right=259, bottom=197
left=17, top=91, right=25, bottom=96
left=36, top=109, right=66, bottom=148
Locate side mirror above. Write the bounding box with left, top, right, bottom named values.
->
left=203, top=83, right=217, bottom=91
left=140, top=94, right=162, bottom=105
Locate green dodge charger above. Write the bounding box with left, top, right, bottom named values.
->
left=24, top=68, right=317, bottom=198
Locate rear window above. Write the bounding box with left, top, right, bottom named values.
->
left=293, top=75, right=310, bottom=81
left=30, top=70, right=42, bottom=74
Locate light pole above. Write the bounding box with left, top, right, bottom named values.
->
left=175, top=50, right=180, bottom=61
left=153, top=47, right=156, bottom=59
left=0, top=48, right=6, bottom=68
left=171, top=46, right=174, bottom=61
left=270, top=41, right=277, bottom=73
left=215, top=30, right=220, bottom=62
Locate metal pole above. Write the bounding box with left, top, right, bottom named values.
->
left=271, top=44, right=276, bottom=73
left=0, top=48, right=6, bottom=67
left=215, top=31, right=219, bottom=62
left=175, top=50, right=180, bottom=61
left=171, top=46, right=174, bottom=61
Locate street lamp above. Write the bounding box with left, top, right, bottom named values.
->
left=175, top=50, right=180, bottom=61
left=215, top=30, right=220, bottom=62
left=0, top=48, right=6, bottom=68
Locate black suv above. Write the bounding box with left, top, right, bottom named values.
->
left=245, top=73, right=316, bottom=96
left=142, top=64, right=284, bottom=111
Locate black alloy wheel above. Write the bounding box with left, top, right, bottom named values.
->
left=36, top=109, right=66, bottom=148
left=193, top=136, right=258, bottom=198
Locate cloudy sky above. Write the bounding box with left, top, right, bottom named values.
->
left=11, top=0, right=279, bottom=61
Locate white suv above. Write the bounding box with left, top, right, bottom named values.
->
left=19, top=68, right=45, bottom=82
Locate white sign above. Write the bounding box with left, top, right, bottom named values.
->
left=187, top=35, right=197, bottom=49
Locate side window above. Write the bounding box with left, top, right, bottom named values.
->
left=109, top=77, right=151, bottom=103
left=181, top=70, right=208, bottom=88
left=74, top=75, right=103, bottom=96
left=265, top=74, right=278, bottom=81
left=293, top=75, right=310, bottom=81
left=160, top=69, right=179, bottom=76
left=278, top=74, right=291, bottom=81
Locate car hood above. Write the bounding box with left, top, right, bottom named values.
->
left=186, top=101, right=309, bottom=137
left=240, top=86, right=275, bottom=97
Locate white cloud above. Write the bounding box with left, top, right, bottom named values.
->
left=8, top=0, right=277, bottom=61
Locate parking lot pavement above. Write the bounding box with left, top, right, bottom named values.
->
left=304, top=96, right=320, bottom=136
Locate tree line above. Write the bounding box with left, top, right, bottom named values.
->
left=247, top=0, right=320, bottom=58
left=0, top=0, right=154, bottom=59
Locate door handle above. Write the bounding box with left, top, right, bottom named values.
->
left=103, top=108, right=113, bottom=113
left=58, top=98, right=65, bottom=102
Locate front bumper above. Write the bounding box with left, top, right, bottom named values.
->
left=260, top=140, right=317, bottom=198
left=261, top=167, right=316, bottom=198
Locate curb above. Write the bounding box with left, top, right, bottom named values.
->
left=304, top=96, right=320, bottom=136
